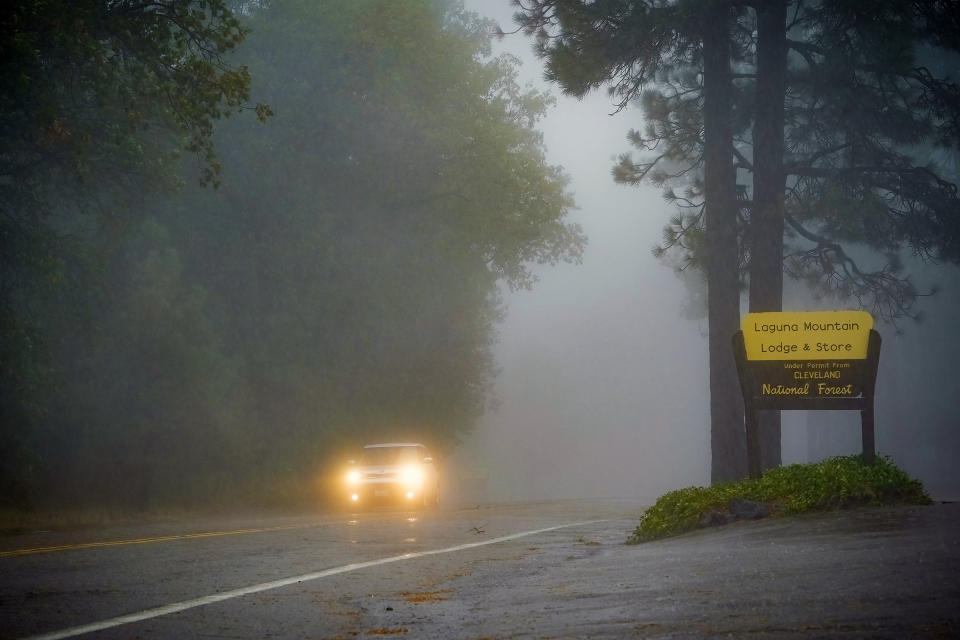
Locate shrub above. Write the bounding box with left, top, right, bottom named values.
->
left=626, top=455, right=931, bottom=544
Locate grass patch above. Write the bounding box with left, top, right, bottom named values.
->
left=627, top=455, right=932, bottom=544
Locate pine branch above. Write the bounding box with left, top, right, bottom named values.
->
left=783, top=213, right=921, bottom=323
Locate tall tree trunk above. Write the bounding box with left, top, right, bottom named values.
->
left=703, top=2, right=746, bottom=483
left=749, top=0, right=788, bottom=471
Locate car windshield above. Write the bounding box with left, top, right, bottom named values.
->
left=359, top=446, right=423, bottom=466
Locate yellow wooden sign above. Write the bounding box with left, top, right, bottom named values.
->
left=742, top=311, right=873, bottom=360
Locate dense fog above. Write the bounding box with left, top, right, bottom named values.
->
left=3, top=0, right=958, bottom=519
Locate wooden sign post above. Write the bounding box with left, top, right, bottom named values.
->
left=732, top=311, right=881, bottom=479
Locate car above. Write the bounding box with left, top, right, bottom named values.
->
left=344, top=443, right=439, bottom=509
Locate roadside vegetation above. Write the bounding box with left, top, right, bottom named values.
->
left=627, top=455, right=932, bottom=544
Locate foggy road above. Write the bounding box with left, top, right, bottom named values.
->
left=3, top=500, right=960, bottom=639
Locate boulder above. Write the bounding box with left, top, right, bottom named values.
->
left=699, top=510, right=734, bottom=528
left=698, top=499, right=772, bottom=529
left=728, top=498, right=771, bottom=520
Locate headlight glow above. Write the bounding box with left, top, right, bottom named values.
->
left=399, top=465, right=423, bottom=487
left=346, top=470, right=360, bottom=484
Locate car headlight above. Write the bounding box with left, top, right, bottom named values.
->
left=346, top=470, right=360, bottom=484
left=399, top=465, right=423, bottom=487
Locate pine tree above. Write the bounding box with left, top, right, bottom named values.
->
left=517, top=0, right=960, bottom=480
left=518, top=0, right=748, bottom=481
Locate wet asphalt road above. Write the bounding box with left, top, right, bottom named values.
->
left=1, top=500, right=957, bottom=639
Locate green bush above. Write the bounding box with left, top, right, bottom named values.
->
left=627, top=455, right=931, bottom=544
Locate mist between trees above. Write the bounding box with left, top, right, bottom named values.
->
left=4, top=0, right=960, bottom=516
left=519, top=0, right=960, bottom=483
left=0, top=0, right=584, bottom=512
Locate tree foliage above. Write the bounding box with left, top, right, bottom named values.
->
left=780, top=1, right=960, bottom=321
left=618, top=0, right=960, bottom=323
left=1, top=0, right=265, bottom=508
left=1, top=0, right=583, bottom=510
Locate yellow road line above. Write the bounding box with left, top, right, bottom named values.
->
left=0, top=523, right=314, bottom=558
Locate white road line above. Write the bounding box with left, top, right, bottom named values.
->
left=24, top=520, right=604, bottom=640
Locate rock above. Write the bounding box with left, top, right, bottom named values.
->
left=699, top=499, right=771, bottom=529
left=699, top=510, right=734, bottom=528
left=729, top=498, right=771, bottom=520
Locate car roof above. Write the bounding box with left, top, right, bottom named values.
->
left=362, top=442, right=428, bottom=449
